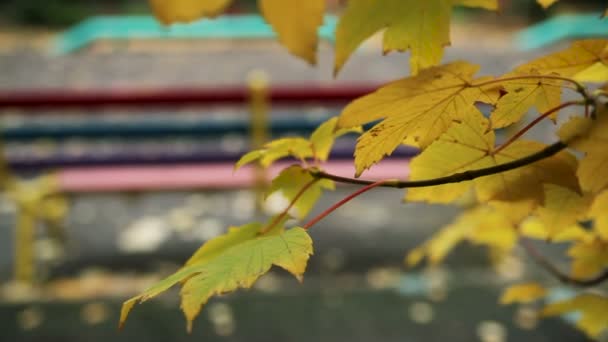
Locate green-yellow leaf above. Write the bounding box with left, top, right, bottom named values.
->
left=568, top=239, right=608, bottom=279
left=590, top=190, right=608, bottom=240
left=535, top=184, right=590, bottom=239
left=559, top=110, right=608, bottom=193
left=120, top=226, right=313, bottom=331
left=500, top=283, right=547, bottom=305
left=542, top=294, right=608, bottom=339
left=267, top=165, right=334, bottom=218
left=406, top=116, right=578, bottom=204
left=185, top=222, right=262, bottom=267
left=235, top=117, right=359, bottom=170
left=338, top=61, right=499, bottom=176
left=491, top=76, right=562, bottom=128
left=515, top=39, right=608, bottom=82
left=149, top=0, right=232, bottom=24
left=258, top=0, right=325, bottom=64
left=309, top=117, right=362, bottom=161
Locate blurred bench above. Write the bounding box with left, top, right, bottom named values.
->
left=53, top=14, right=338, bottom=55
left=515, top=12, right=608, bottom=50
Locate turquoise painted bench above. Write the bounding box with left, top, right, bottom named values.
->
left=52, top=14, right=338, bottom=55
left=515, top=12, right=608, bottom=51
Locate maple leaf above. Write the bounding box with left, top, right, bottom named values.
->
left=500, top=283, right=547, bottom=305
left=520, top=219, right=594, bottom=243
left=568, top=239, right=608, bottom=279
left=515, top=39, right=608, bottom=82
left=120, top=223, right=313, bottom=332
left=542, top=294, right=608, bottom=339
left=536, top=0, right=559, bottom=9
left=490, top=76, right=562, bottom=128
left=558, top=111, right=608, bottom=193
left=406, top=116, right=578, bottom=205
left=148, top=0, right=232, bottom=24
left=337, top=61, right=500, bottom=176
left=406, top=206, right=516, bottom=266
left=267, top=165, right=335, bottom=219
left=334, top=0, right=497, bottom=75
left=235, top=117, right=360, bottom=170
left=590, top=190, right=608, bottom=241
left=453, top=0, right=498, bottom=10
left=533, top=184, right=591, bottom=240
left=258, top=0, right=325, bottom=64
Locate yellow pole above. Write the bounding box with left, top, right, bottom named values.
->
left=247, top=70, right=270, bottom=212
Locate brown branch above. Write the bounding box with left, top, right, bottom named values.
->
left=311, top=141, right=567, bottom=189
left=520, top=239, right=608, bottom=287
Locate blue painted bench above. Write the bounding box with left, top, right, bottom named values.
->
left=52, top=14, right=338, bottom=55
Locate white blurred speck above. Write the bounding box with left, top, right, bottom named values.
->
left=408, top=301, right=434, bottom=325
left=18, top=306, right=44, bottom=331
left=514, top=306, right=539, bottom=330
left=117, top=216, right=170, bottom=253
left=232, top=191, right=255, bottom=220
left=263, top=192, right=291, bottom=216
left=208, top=302, right=235, bottom=337
left=191, top=218, right=224, bottom=241
left=477, top=320, right=507, bottom=342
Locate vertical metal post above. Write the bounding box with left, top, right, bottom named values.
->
left=14, top=199, right=36, bottom=283
left=247, top=70, right=270, bottom=212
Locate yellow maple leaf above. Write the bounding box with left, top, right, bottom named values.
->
left=406, top=206, right=516, bottom=266
left=520, top=219, right=594, bottom=243
left=258, top=0, right=325, bottom=64
left=568, top=239, right=608, bottom=279
left=534, top=184, right=590, bottom=239
left=515, top=39, right=608, bottom=82
left=500, top=283, right=547, bottom=305
left=559, top=110, right=608, bottom=193
left=490, top=76, right=562, bottom=128
left=235, top=117, right=359, bottom=170
left=120, top=224, right=313, bottom=332
left=334, top=0, right=451, bottom=75
left=453, top=0, right=498, bottom=10
left=337, top=61, right=499, bottom=176
left=406, top=116, right=578, bottom=204
left=334, top=0, right=497, bottom=75
left=267, top=165, right=335, bottom=218
left=148, top=0, right=232, bottom=24
left=590, top=190, right=608, bottom=240
left=542, top=294, right=608, bottom=338
left=536, top=0, right=559, bottom=9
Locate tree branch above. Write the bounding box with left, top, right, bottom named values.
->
left=520, top=239, right=608, bottom=287
left=310, top=141, right=567, bottom=189
left=494, top=101, right=583, bottom=154
left=303, top=180, right=387, bottom=230
left=260, top=178, right=319, bottom=234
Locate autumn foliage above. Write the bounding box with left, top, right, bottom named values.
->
left=120, top=0, right=608, bottom=339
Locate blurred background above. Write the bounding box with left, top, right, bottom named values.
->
left=0, top=0, right=606, bottom=341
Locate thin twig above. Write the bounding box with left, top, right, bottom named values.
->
left=473, top=74, right=587, bottom=97
left=311, top=141, right=567, bottom=189
left=303, top=180, right=387, bottom=230
left=494, top=101, right=583, bottom=154
left=260, top=178, right=319, bottom=234
left=520, top=239, right=608, bottom=287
